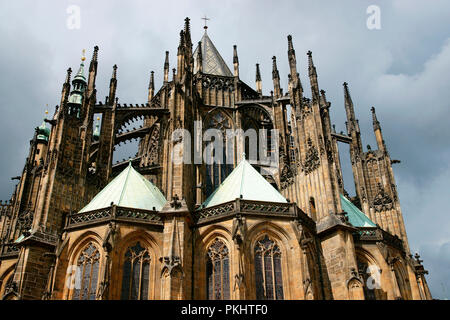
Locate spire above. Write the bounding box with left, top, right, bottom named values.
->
left=233, top=45, right=239, bottom=77
left=184, top=17, right=191, bottom=47
left=65, top=67, right=72, bottom=85
left=148, top=71, right=155, bottom=102
left=73, top=49, right=87, bottom=83
left=87, top=46, right=99, bottom=95
left=272, top=56, right=280, bottom=80
left=177, top=29, right=186, bottom=81
left=342, top=82, right=363, bottom=153
left=307, top=50, right=319, bottom=101
left=371, top=106, right=385, bottom=152
left=272, top=56, right=281, bottom=97
left=255, top=63, right=262, bottom=94
left=343, top=82, right=356, bottom=123
left=164, top=51, right=169, bottom=83
left=287, top=35, right=297, bottom=78
left=178, top=30, right=185, bottom=55
left=61, top=67, right=72, bottom=106
left=108, top=64, right=117, bottom=104
left=112, top=64, right=117, bottom=79
left=371, top=106, right=380, bottom=131
left=89, top=46, right=99, bottom=72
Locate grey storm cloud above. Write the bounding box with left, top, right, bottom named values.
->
left=0, top=0, right=449, bottom=299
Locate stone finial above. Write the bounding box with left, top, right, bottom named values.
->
left=256, top=63, right=261, bottom=81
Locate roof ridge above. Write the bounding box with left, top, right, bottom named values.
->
left=118, top=163, right=133, bottom=205
left=239, top=159, right=246, bottom=198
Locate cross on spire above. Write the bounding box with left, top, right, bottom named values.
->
left=202, top=15, right=210, bottom=30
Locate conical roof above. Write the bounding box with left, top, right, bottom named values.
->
left=73, top=62, right=86, bottom=83
left=193, top=31, right=233, bottom=77
left=201, top=159, right=287, bottom=208
left=79, top=162, right=167, bottom=213
left=340, top=194, right=376, bottom=227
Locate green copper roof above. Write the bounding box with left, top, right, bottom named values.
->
left=201, top=159, right=287, bottom=208
left=37, top=120, right=50, bottom=141
left=73, top=62, right=86, bottom=83
left=79, top=162, right=167, bottom=213
left=193, top=31, right=233, bottom=77
left=340, top=194, right=376, bottom=227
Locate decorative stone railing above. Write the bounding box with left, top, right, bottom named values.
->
left=66, top=205, right=163, bottom=230
left=196, top=199, right=315, bottom=230
left=354, top=227, right=404, bottom=252
left=0, top=242, right=19, bottom=258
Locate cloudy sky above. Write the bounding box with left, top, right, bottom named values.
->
left=0, top=0, right=449, bottom=299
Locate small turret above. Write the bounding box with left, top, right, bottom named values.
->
left=67, top=50, right=87, bottom=116
left=37, top=110, right=51, bottom=142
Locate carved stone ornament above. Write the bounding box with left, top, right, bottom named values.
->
left=147, top=125, right=160, bottom=165
left=280, top=164, right=295, bottom=190
left=231, top=214, right=246, bottom=246
left=372, top=183, right=393, bottom=212
left=302, top=138, right=320, bottom=174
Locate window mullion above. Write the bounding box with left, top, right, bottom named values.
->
left=261, top=253, right=267, bottom=299
left=129, top=258, right=134, bottom=300
left=271, top=250, right=276, bottom=299
left=138, top=257, right=143, bottom=300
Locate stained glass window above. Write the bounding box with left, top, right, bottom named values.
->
left=72, top=242, right=100, bottom=300
left=205, top=112, right=233, bottom=197
left=206, top=238, right=230, bottom=300
left=254, top=235, right=284, bottom=300
left=121, top=242, right=151, bottom=300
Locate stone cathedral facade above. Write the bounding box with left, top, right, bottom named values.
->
left=0, top=18, right=431, bottom=300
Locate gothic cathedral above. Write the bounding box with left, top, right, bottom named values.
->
left=0, top=18, right=431, bottom=300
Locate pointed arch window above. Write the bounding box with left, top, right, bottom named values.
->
left=206, top=238, right=230, bottom=300
left=254, top=235, right=284, bottom=300
left=72, top=242, right=100, bottom=300
left=357, top=258, right=377, bottom=300
left=121, top=242, right=151, bottom=300
left=205, top=112, right=233, bottom=197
